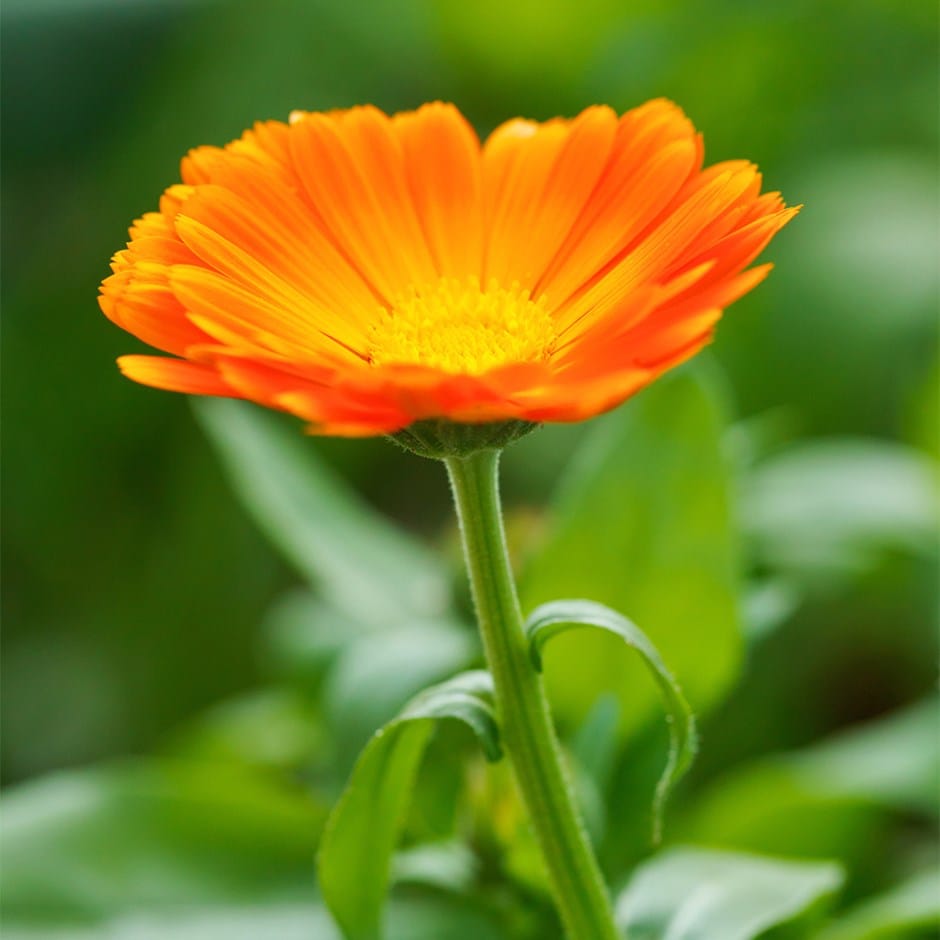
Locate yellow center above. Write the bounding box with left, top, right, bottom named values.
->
left=368, top=276, right=555, bottom=374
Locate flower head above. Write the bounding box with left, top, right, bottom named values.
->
left=100, top=100, right=797, bottom=439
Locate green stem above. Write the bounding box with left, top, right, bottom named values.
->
left=445, top=449, right=620, bottom=940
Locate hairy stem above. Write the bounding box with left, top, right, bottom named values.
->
left=445, top=449, right=620, bottom=940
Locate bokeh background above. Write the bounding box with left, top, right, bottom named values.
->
left=2, top=0, right=937, bottom=937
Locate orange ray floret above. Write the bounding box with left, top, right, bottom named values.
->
left=100, top=100, right=798, bottom=437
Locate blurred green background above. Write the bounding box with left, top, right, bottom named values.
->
left=2, top=0, right=937, bottom=937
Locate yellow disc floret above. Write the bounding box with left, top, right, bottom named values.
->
left=369, top=276, right=555, bottom=374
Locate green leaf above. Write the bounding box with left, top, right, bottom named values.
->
left=384, top=895, right=509, bottom=940
left=0, top=758, right=506, bottom=940
left=818, top=867, right=940, bottom=940
left=616, top=847, right=843, bottom=940
left=262, top=591, right=376, bottom=684
left=786, top=696, right=940, bottom=813
left=685, top=697, right=940, bottom=857
left=741, top=578, right=802, bottom=643
left=167, top=687, right=324, bottom=772
left=526, top=599, right=697, bottom=842
left=318, top=671, right=501, bottom=940
left=0, top=760, right=325, bottom=927
left=743, top=438, right=939, bottom=584
left=193, top=399, right=451, bottom=624
left=324, top=622, right=479, bottom=770
left=1, top=897, right=508, bottom=940
left=1, top=903, right=343, bottom=940
left=520, top=367, right=741, bottom=739
left=905, top=357, right=939, bottom=459
left=392, top=840, right=479, bottom=894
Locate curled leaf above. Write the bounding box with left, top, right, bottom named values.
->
left=318, top=670, right=500, bottom=940
left=526, top=598, right=697, bottom=842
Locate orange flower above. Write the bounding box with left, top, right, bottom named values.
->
left=100, top=100, right=797, bottom=438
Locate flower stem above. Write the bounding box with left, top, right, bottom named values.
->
left=445, top=449, right=620, bottom=940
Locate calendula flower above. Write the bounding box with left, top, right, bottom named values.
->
left=100, top=100, right=796, bottom=440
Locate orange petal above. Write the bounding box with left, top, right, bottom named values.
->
left=117, top=355, right=237, bottom=396
left=483, top=106, right=620, bottom=289
left=393, top=103, right=485, bottom=279
left=101, top=101, right=797, bottom=436
left=514, top=367, right=654, bottom=423
left=287, top=107, right=438, bottom=300
left=175, top=178, right=378, bottom=334
left=552, top=162, right=768, bottom=341
left=168, top=265, right=362, bottom=363
left=539, top=100, right=701, bottom=305
left=173, top=215, right=367, bottom=360
left=213, top=355, right=410, bottom=434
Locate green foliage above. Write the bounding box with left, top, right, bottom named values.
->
left=684, top=697, right=940, bottom=857
left=3, top=0, right=938, bottom=935
left=194, top=399, right=452, bottom=625
left=0, top=761, right=325, bottom=929
left=5, top=360, right=937, bottom=936
left=323, top=622, right=479, bottom=770
left=170, top=687, right=324, bottom=770
left=317, top=671, right=501, bottom=940
left=615, top=847, right=844, bottom=939
left=525, top=599, right=697, bottom=842
left=743, top=439, right=939, bottom=585
left=818, top=868, right=940, bottom=940
left=521, top=368, right=741, bottom=736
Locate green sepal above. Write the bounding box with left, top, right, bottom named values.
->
left=389, top=418, right=538, bottom=459
left=318, top=670, right=501, bottom=940
left=525, top=598, right=698, bottom=843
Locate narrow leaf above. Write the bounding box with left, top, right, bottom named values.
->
left=194, top=398, right=451, bottom=624
left=318, top=671, right=501, bottom=940
left=525, top=598, right=697, bottom=841
left=616, top=847, right=843, bottom=940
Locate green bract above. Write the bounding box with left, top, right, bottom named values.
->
left=390, top=418, right=538, bottom=460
